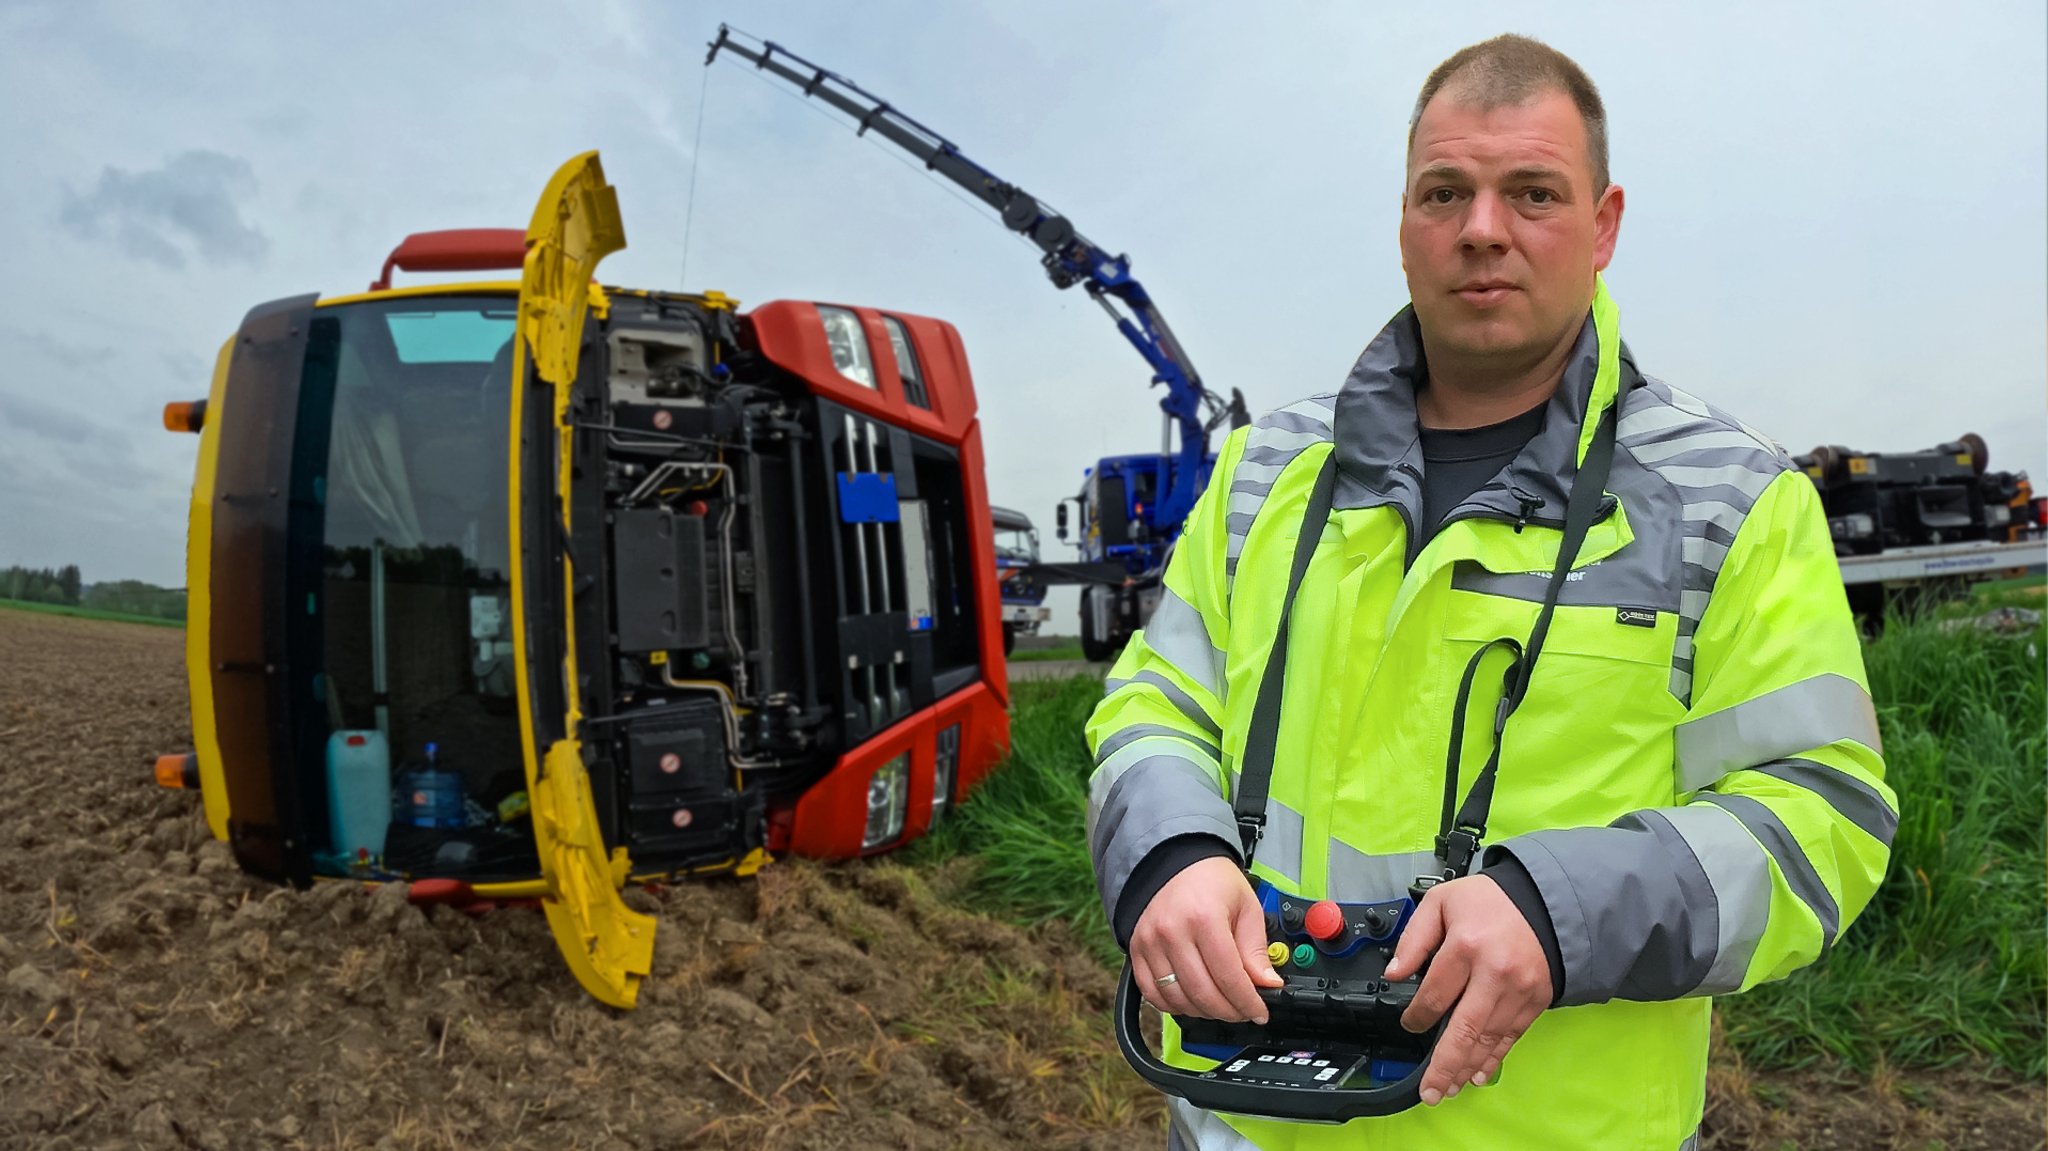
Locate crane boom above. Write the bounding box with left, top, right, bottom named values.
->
left=704, top=25, right=1246, bottom=531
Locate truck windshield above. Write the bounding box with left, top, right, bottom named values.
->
left=314, top=294, right=527, bottom=871
left=994, top=526, right=1038, bottom=563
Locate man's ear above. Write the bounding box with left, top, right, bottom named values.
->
left=1398, top=192, right=1409, bottom=274
left=1592, top=184, right=1625, bottom=273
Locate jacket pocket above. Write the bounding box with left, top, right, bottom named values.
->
left=1443, top=594, right=1686, bottom=834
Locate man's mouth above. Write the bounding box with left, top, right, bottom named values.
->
left=1455, top=282, right=1518, bottom=306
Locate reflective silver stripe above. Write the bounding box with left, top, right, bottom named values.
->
left=1658, top=804, right=1774, bottom=995
left=1090, top=756, right=1239, bottom=921
left=1627, top=429, right=1773, bottom=464
left=1680, top=498, right=1747, bottom=539
left=1677, top=1129, right=1700, bottom=1151
left=1105, top=670, right=1222, bottom=739
left=1255, top=795, right=1305, bottom=885
left=1141, top=587, right=1225, bottom=701
left=1621, top=379, right=1792, bottom=708
left=1260, top=404, right=1334, bottom=436
left=1679, top=588, right=1712, bottom=626
left=1665, top=385, right=1713, bottom=419
left=1679, top=534, right=1730, bottom=569
left=1223, top=395, right=1336, bottom=584
left=1167, top=1098, right=1262, bottom=1151
left=1326, top=841, right=1440, bottom=902
left=1616, top=402, right=1697, bottom=439
left=1675, top=674, right=1883, bottom=792
left=1658, top=462, right=1778, bottom=501
left=1700, top=791, right=1842, bottom=947
left=1750, top=758, right=1898, bottom=847
left=1094, top=723, right=1221, bottom=771
left=1240, top=427, right=1324, bottom=458
left=1088, top=737, right=1218, bottom=843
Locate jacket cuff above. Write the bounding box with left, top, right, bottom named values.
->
left=1112, top=833, right=1239, bottom=949
left=1481, top=846, right=1565, bottom=1005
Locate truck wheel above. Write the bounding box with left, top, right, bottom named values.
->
left=1002, top=624, right=1016, bottom=657
left=1081, top=598, right=1116, bottom=663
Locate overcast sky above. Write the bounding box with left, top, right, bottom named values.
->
left=1, top=0, right=2042, bottom=629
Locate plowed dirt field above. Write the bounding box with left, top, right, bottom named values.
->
left=1, top=608, right=2038, bottom=1150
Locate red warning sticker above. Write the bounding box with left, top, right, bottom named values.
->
left=652, top=409, right=674, bottom=431
left=671, top=808, right=693, bottom=829
left=660, top=752, right=681, bottom=774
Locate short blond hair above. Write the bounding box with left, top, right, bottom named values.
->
left=1408, top=34, right=1610, bottom=192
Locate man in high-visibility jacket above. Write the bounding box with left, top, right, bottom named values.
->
left=1087, top=33, right=1895, bottom=1150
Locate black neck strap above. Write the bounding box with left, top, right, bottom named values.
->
left=1435, top=407, right=1616, bottom=877
left=1233, top=406, right=1619, bottom=879
left=1232, top=453, right=1338, bottom=860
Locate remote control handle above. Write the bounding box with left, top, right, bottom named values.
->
left=1113, top=959, right=1430, bottom=1121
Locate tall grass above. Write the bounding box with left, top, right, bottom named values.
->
left=912, top=611, right=2046, bottom=1076
left=908, top=675, right=1116, bottom=963
left=1717, top=612, right=2045, bottom=1075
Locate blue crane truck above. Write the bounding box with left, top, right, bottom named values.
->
left=706, top=27, right=1247, bottom=663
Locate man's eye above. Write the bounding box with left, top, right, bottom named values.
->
left=1426, top=188, right=1458, bottom=204
left=1524, top=188, right=1556, bottom=205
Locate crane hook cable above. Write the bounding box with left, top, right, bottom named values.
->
left=680, top=60, right=713, bottom=288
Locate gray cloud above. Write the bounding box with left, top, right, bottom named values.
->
left=59, top=149, right=269, bottom=269
left=0, top=389, right=97, bottom=441
left=0, top=327, right=116, bottom=370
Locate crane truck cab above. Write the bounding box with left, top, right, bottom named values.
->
left=990, top=505, right=1050, bottom=656
left=154, top=153, right=1010, bottom=1008
left=1057, top=450, right=1222, bottom=663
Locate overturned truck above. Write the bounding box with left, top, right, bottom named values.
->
left=154, top=153, right=1010, bottom=1006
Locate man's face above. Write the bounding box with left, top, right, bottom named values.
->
left=1400, top=87, right=1623, bottom=372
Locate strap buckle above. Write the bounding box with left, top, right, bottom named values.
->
left=1434, top=827, right=1482, bottom=878
left=1236, top=813, right=1265, bottom=860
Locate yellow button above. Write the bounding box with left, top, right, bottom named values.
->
left=1268, top=942, right=1290, bottom=967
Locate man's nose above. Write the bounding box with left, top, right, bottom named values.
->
left=1458, top=191, right=1511, bottom=253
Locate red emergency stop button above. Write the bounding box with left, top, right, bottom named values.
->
left=1303, top=900, right=1345, bottom=942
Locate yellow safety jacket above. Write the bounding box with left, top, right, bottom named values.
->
left=1086, top=282, right=1895, bottom=1150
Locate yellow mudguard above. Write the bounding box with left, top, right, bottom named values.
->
left=507, top=151, right=655, bottom=1008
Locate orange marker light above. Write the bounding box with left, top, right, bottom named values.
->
left=163, top=400, right=207, bottom=434
left=154, top=753, right=198, bottom=790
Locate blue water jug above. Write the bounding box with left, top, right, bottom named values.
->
left=399, top=742, right=467, bottom=829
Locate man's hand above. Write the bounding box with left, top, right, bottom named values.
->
left=1383, top=874, right=1552, bottom=1107
left=1129, top=856, right=1285, bottom=1023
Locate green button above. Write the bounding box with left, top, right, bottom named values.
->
left=1291, top=943, right=1316, bottom=968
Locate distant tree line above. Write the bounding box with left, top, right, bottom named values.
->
left=0, top=565, right=186, bottom=621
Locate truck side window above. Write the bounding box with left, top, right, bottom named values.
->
left=883, top=317, right=930, bottom=410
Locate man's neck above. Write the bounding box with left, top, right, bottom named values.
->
left=1415, top=329, right=1579, bottom=430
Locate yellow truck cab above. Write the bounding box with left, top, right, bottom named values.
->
left=159, top=154, right=1012, bottom=1006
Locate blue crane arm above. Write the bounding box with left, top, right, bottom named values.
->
left=705, top=25, right=1247, bottom=530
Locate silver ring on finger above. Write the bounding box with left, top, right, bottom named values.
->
left=1155, top=972, right=1179, bottom=989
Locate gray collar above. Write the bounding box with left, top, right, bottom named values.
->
left=1331, top=306, right=1616, bottom=533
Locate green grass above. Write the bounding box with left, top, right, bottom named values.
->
left=1972, top=571, right=2046, bottom=596
left=0, top=598, right=183, bottom=628
left=1717, top=612, right=2045, bottom=1075
left=915, top=615, right=2046, bottom=1077
left=908, top=675, right=1118, bottom=965
left=1010, top=642, right=1087, bottom=663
